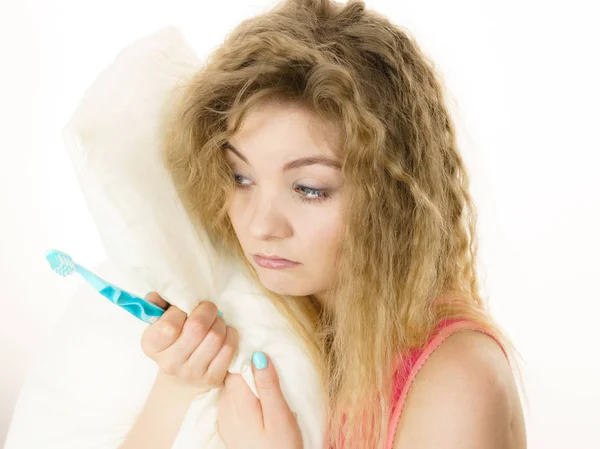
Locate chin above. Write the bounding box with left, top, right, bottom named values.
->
left=259, top=275, right=314, bottom=297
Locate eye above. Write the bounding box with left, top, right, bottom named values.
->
left=294, top=185, right=329, bottom=204
left=232, top=173, right=330, bottom=204
left=233, top=173, right=251, bottom=187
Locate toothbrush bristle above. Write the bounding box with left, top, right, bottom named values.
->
left=45, top=250, right=76, bottom=277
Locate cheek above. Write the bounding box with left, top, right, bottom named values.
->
left=301, top=210, right=343, bottom=260
left=226, top=196, right=244, bottom=232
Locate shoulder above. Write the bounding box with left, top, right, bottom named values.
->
left=392, top=329, right=525, bottom=449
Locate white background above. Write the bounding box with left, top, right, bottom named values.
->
left=1, top=0, right=598, bottom=447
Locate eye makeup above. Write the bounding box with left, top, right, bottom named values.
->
left=231, top=172, right=332, bottom=204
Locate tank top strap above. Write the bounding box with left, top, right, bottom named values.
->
left=385, top=315, right=510, bottom=449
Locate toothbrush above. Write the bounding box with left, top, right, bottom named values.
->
left=44, top=249, right=165, bottom=324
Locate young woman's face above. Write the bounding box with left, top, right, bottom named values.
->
left=225, top=102, right=344, bottom=304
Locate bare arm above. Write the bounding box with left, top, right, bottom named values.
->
left=118, top=371, right=207, bottom=449
left=393, top=330, right=527, bottom=449
left=116, top=293, right=237, bottom=448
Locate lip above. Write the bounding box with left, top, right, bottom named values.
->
left=253, top=254, right=300, bottom=269
left=254, top=253, right=296, bottom=261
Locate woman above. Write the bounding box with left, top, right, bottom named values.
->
left=120, top=0, right=527, bottom=448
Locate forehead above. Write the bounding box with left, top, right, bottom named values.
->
left=227, top=101, right=341, bottom=160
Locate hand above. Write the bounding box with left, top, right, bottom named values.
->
left=141, top=293, right=239, bottom=397
left=217, top=352, right=303, bottom=449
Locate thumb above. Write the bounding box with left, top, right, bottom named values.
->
left=251, top=351, right=292, bottom=426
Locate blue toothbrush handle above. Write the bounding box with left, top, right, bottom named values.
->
left=98, top=285, right=165, bottom=324
left=75, top=264, right=165, bottom=324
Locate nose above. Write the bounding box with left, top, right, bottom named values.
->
left=247, top=191, right=292, bottom=241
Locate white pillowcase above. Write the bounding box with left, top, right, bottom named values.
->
left=4, top=26, right=325, bottom=449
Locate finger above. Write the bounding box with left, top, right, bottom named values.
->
left=223, top=372, right=262, bottom=423
left=223, top=371, right=248, bottom=393
left=144, top=292, right=169, bottom=310
left=141, top=304, right=186, bottom=355
left=203, top=326, right=239, bottom=385
left=158, top=301, right=220, bottom=367
left=183, top=313, right=227, bottom=373
left=251, top=352, right=293, bottom=428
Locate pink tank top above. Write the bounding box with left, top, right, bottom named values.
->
left=384, top=316, right=510, bottom=449
left=328, top=301, right=510, bottom=449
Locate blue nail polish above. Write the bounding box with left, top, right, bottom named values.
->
left=217, top=310, right=224, bottom=318
left=252, top=351, right=268, bottom=370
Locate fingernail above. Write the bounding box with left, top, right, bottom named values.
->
left=252, top=351, right=268, bottom=370
left=217, top=310, right=224, bottom=318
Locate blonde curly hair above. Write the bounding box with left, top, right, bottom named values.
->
left=162, top=0, right=526, bottom=447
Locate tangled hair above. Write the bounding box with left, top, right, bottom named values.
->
left=162, top=0, right=526, bottom=447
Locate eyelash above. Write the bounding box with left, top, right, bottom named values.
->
left=232, top=173, right=330, bottom=204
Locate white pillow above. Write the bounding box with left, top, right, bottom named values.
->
left=4, top=26, right=325, bottom=449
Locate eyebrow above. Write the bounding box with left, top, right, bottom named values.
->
left=223, top=142, right=341, bottom=171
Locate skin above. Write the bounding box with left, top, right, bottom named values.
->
left=218, top=100, right=527, bottom=448
left=120, top=101, right=344, bottom=449
left=125, top=100, right=526, bottom=448
left=218, top=101, right=346, bottom=447
left=392, top=330, right=528, bottom=449
left=224, top=101, right=345, bottom=306
left=120, top=295, right=240, bottom=449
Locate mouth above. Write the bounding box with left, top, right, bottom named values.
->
left=253, top=253, right=297, bottom=262
left=252, top=254, right=300, bottom=269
